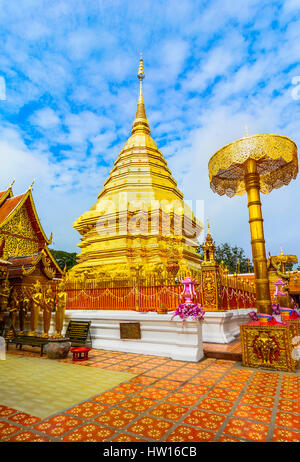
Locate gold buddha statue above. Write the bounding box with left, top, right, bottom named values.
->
left=41, top=286, right=54, bottom=338
left=19, top=289, right=30, bottom=335
left=6, top=286, right=19, bottom=339
left=28, top=280, right=43, bottom=336
left=53, top=281, right=67, bottom=338
left=0, top=277, right=10, bottom=312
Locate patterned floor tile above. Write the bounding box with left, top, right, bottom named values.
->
left=62, top=423, right=115, bottom=442
left=119, top=396, right=156, bottom=412
left=111, top=433, right=148, bottom=442
left=207, top=388, right=240, bottom=402
left=148, top=403, right=188, bottom=421
left=95, top=408, right=138, bottom=428
left=167, top=373, right=197, bottom=382
left=165, top=392, right=200, bottom=406
left=34, top=414, right=83, bottom=437
left=183, top=410, right=225, bottom=431
left=103, top=365, right=130, bottom=372
left=8, top=412, right=40, bottom=426
left=279, top=389, right=299, bottom=400
left=217, top=380, right=246, bottom=391
left=166, top=425, right=215, bottom=442
left=144, top=370, right=170, bottom=378
left=272, top=427, right=300, bottom=442
left=125, top=367, right=151, bottom=374
left=66, top=401, right=107, bottom=418
left=197, top=398, right=234, bottom=414
left=178, top=383, right=209, bottom=395
left=129, top=376, right=158, bottom=385
left=0, top=405, right=18, bottom=417
left=246, top=385, right=277, bottom=396
left=275, top=411, right=300, bottom=430
left=0, top=421, right=21, bottom=439
left=233, top=404, right=272, bottom=423
left=224, top=418, right=269, bottom=442
left=278, top=399, right=300, bottom=414
left=190, top=377, right=217, bottom=387
left=138, top=387, right=170, bottom=400
left=112, top=383, right=144, bottom=394
left=126, top=416, right=173, bottom=440
left=218, top=435, right=245, bottom=442
left=241, top=393, right=275, bottom=409
left=93, top=391, right=127, bottom=405
left=154, top=379, right=181, bottom=390
left=4, top=431, right=50, bottom=442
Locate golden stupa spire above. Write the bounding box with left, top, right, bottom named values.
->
left=132, top=51, right=150, bottom=135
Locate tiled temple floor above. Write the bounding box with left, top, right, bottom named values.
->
left=0, top=345, right=299, bottom=443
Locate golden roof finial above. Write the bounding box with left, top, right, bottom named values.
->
left=131, top=51, right=150, bottom=135
left=8, top=179, right=15, bottom=190
left=245, top=125, right=249, bottom=136
left=280, top=246, right=284, bottom=255
left=29, top=179, right=35, bottom=190
left=207, top=218, right=210, bottom=234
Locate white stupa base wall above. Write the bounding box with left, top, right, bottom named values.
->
left=202, top=309, right=255, bottom=343
left=63, top=310, right=204, bottom=362
left=10, top=308, right=254, bottom=361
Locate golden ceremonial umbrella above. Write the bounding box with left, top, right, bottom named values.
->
left=208, top=134, right=298, bottom=314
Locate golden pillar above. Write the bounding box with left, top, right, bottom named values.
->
left=209, top=134, right=298, bottom=315
left=244, top=158, right=270, bottom=313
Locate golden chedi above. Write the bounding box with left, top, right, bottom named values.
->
left=70, top=54, right=202, bottom=280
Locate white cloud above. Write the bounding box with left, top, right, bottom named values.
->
left=30, top=107, right=60, bottom=129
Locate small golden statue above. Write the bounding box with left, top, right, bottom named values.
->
left=53, top=281, right=67, bottom=338
left=28, top=280, right=43, bottom=336
left=19, top=289, right=30, bottom=335
left=0, top=277, right=10, bottom=312
left=6, top=286, right=19, bottom=339
left=41, top=286, right=55, bottom=338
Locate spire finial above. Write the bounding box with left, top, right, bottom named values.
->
left=29, top=179, right=35, bottom=190
left=137, top=50, right=145, bottom=81
left=207, top=218, right=210, bottom=233
left=131, top=51, right=150, bottom=135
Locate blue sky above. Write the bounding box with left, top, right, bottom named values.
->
left=0, top=0, right=300, bottom=262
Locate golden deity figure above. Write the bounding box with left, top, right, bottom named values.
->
left=41, top=286, right=55, bottom=338
left=0, top=277, right=10, bottom=312
left=6, top=286, right=19, bottom=339
left=28, top=280, right=43, bottom=336
left=19, top=289, right=30, bottom=335
left=53, top=281, right=67, bottom=338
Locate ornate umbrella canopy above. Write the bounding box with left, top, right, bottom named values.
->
left=209, top=134, right=298, bottom=197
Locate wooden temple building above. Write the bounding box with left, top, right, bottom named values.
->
left=0, top=181, right=62, bottom=293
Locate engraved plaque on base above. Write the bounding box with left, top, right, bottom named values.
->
left=120, top=322, right=141, bottom=340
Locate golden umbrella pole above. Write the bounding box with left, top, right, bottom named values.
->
left=244, top=158, right=270, bottom=314
left=209, top=134, right=298, bottom=316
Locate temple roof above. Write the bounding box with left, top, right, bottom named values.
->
left=7, top=247, right=62, bottom=279
left=0, top=183, right=52, bottom=246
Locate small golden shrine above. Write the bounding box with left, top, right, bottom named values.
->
left=199, top=222, right=222, bottom=310
left=70, top=54, right=202, bottom=280
left=0, top=181, right=62, bottom=290
left=267, top=248, right=298, bottom=306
